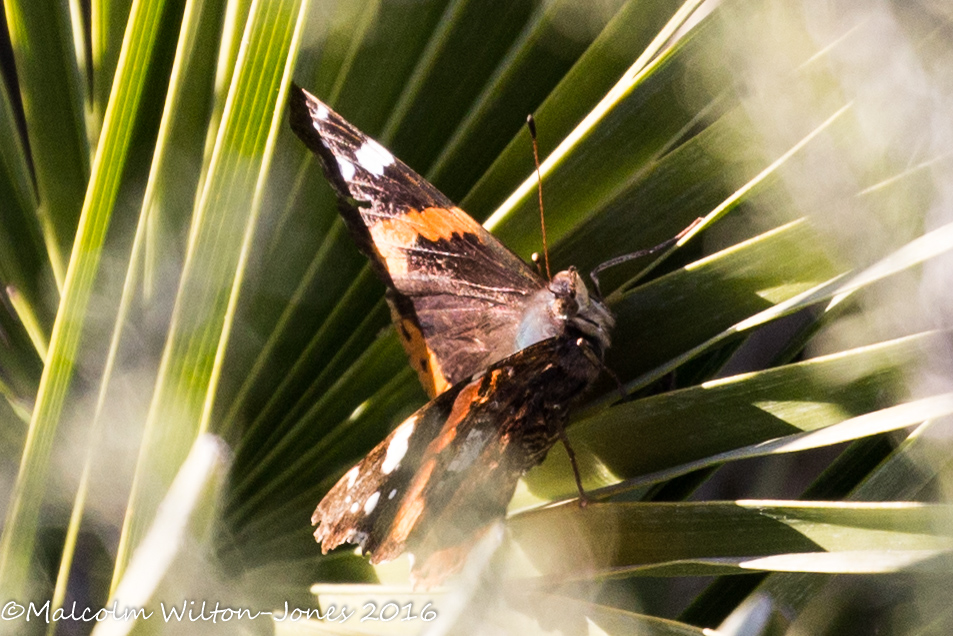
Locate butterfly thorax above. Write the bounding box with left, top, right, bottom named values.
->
left=516, top=267, right=614, bottom=357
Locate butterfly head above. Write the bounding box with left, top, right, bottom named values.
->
left=550, top=267, right=614, bottom=352
left=517, top=267, right=614, bottom=356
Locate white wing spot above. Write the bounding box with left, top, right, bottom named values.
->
left=345, top=466, right=359, bottom=489
left=355, top=140, right=394, bottom=176
left=349, top=502, right=359, bottom=514
left=314, top=102, right=329, bottom=120
left=388, top=489, right=397, bottom=500
left=382, top=417, right=415, bottom=474
left=364, top=491, right=380, bottom=514
left=336, top=157, right=356, bottom=181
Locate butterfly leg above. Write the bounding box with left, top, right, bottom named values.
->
left=603, top=364, right=627, bottom=402
left=578, top=340, right=627, bottom=402
left=556, top=422, right=589, bottom=508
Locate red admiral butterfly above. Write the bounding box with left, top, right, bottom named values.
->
left=289, top=85, right=614, bottom=588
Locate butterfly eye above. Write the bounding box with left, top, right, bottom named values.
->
left=554, top=295, right=578, bottom=319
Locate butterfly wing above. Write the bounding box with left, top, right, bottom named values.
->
left=312, top=337, right=602, bottom=587
left=311, top=384, right=463, bottom=556
left=289, top=86, right=545, bottom=398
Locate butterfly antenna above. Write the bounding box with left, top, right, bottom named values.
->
left=531, top=252, right=545, bottom=277
left=527, top=114, right=551, bottom=280
left=589, top=217, right=704, bottom=298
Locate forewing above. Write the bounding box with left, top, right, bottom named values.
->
left=289, top=86, right=544, bottom=397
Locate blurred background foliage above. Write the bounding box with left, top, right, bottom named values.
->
left=1, top=0, right=953, bottom=634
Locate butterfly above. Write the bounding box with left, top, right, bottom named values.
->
left=288, top=84, right=615, bottom=588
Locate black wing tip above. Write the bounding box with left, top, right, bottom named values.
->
left=286, top=84, right=356, bottom=200
left=287, top=83, right=322, bottom=148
